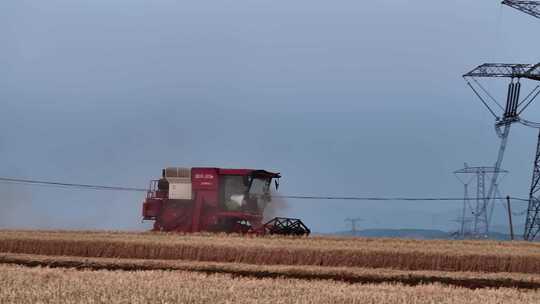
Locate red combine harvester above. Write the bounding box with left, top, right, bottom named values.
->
left=142, top=167, right=310, bottom=236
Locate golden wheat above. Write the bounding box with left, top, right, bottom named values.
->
left=1, top=252, right=540, bottom=289
left=1, top=230, right=539, bottom=273
left=0, top=264, right=539, bottom=304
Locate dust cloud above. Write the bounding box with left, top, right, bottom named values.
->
left=0, top=183, right=54, bottom=229
left=263, top=193, right=289, bottom=221
left=0, top=184, right=148, bottom=231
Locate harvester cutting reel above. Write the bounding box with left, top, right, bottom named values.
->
left=255, top=217, right=311, bottom=236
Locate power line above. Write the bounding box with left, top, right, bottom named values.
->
left=0, top=177, right=146, bottom=192
left=277, top=195, right=527, bottom=202
left=0, top=176, right=529, bottom=203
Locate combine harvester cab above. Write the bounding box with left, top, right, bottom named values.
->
left=142, top=167, right=310, bottom=236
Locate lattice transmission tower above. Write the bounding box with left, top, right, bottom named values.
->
left=450, top=179, right=473, bottom=239
left=345, top=218, right=362, bottom=235
left=503, top=0, right=540, bottom=240
left=464, top=64, right=540, bottom=240
left=454, top=165, right=508, bottom=237
left=502, top=0, right=540, bottom=18
left=463, top=1, right=540, bottom=240
left=524, top=131, right=540, bottom=240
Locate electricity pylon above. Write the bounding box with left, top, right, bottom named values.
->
left=455, top=165, right=508, bottom=237
left=502, top=0, right=540, bottom=19
left=345, top=218, right=362, bottom=235
left=463, top=63, right=540, bottom=239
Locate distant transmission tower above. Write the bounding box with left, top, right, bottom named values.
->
left=451, top=174, right=473, bottom=238
left=345, top=218, right=362, bottom=235
left=454, top=165, right=508, bottom=238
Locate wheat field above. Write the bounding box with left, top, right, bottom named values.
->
left=2, top=252, right=540, bottom=289
left=1, top=230, right=540, bottom=273
left=2, top=230, right=540, bottom=303
left=1, top=264, right=540, bottom=304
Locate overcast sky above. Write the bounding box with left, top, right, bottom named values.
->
left=2, top=0, right=540, bottom=233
